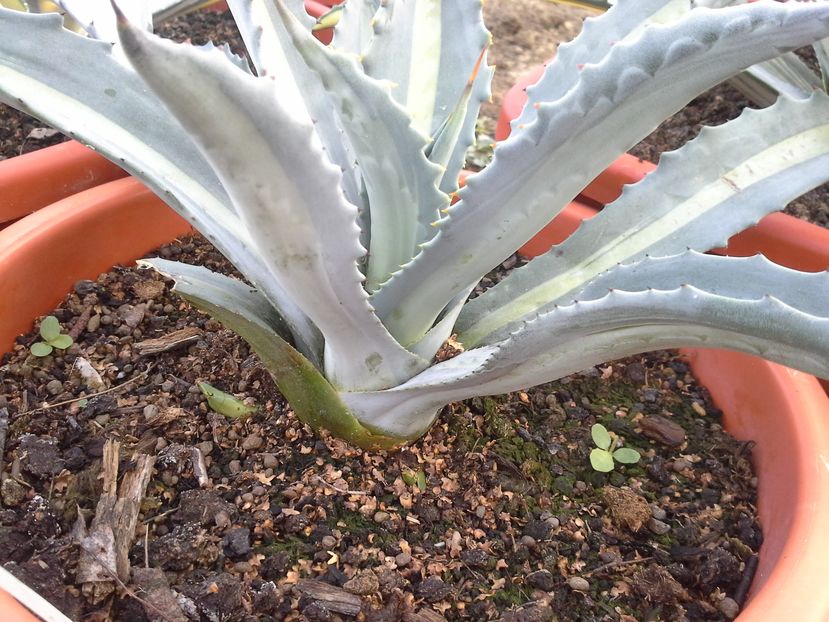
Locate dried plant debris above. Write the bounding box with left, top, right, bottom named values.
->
left=0, top=235, right=761, bottom=621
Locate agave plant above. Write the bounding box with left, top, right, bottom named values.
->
left=1, top=0, right=829, bottom=450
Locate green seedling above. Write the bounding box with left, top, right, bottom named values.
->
left=589, top=423, right=640, bottom=473
left=198, top=381, right=256, bottom=419
left=30, top=316, right=73, bottom=357
left=402, top=468, right=427, bottom=491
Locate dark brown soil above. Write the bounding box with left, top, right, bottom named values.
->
left=0, top=234, right=760, bottom=621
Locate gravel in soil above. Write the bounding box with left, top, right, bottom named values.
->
left=1, top=234, right=761, bottom=621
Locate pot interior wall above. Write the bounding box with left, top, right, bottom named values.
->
left=681, top=348, right=829, bottom=620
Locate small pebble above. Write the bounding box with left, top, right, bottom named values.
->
left=344, top=572, right=380, bottom=596
left=647, top=518, right=671, bottom=535
left=45, top=379, right=63, bottom=396
left=228, top=460, right=242, bottom=474
left=262, top=454, right=278, bottom=469
left=373, top=511, right=391, bottom=523
left=252, top=486, right=267, bottom=497
left=143, top=404, right=160, bottom=421
left=241, top=492, right=254, bottom=503
left=197, top=441, right=214, bottom=456
left=672, top=458, right=692, bottom=472
left=242, top=435, right=263, bottom=451
left=233, top=561, right=253, bottom=574
left=214, top=511, right=232, bottom=529
left=321, top=535, right=337, bottom=549
left=86, top=314, right=101, bottom=332
left=719, top=597, right=740, bottom=619
left=520, top=535, right=537, bottom=549
left=568, top=576, right=590, bottom=592
left=161, top=380, right=175, bottom=392
left=651, top=506, right=667, bottom=520
left=475, top=505, right=486, bottom=518
left=395, top=552, right=412, bottom=568
left=100, top=315, right=112, bottom=326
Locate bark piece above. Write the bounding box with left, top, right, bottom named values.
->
left=639, top=415, right=686, bottom=446
left=295, top=579, right=362, bottom=615
left=136, top=327, right=203, bottom=355
left=0, top=408, right=9, bottom=473
left=131, top=567, right=189, bottom=622
left=76, top=440, right=155, bottom=603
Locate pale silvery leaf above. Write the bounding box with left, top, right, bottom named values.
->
left=373, top=1, right=829, bottom=347
left=331, top=0, right=379, bottom=56
left=345, top=287, right=829, bottom=438
left=116, top=16, right=427, bottom=391
left=226, top=0, right=363, bottom=210
left=513, top=0, right=693, bottom=131
left=273, top=0, right=449, bottom=292
left=457, top=93, right=829, bottom=346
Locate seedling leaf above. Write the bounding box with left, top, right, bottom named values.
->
left=30, top=342, right=53, bottom=357
left=590, top=448, right=614, bottom=473
left=198, top=381, right=256, bottom=419
left=50, top=334, right=74, bottom=350
left=613, top=447, right=641, bottom=465
left=39, top=316, right=61, bottom=342
left=591, top=423, right=612, bottom=451
left=415, top=469, right=427, bottom=491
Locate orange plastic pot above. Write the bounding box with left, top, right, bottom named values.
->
left=2, top=169, right=829, bottom=621
left=0, top=141, right=126, bottom=228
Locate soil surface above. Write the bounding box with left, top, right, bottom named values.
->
left=1, top=235, right=760, bottom=621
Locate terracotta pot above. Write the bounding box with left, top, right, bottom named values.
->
left=2, top=164, right=829, bottom=620
left=0, top=141, right=125, bottom=229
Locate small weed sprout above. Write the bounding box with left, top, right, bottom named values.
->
left=589, top=423, right=640, bottom=473
left=198, top=381, right=257, bottom=419
left=30, top=316, right=73, bottom=357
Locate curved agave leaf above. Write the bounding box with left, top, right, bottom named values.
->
left=456, top=93, right=829, bottom=346
left=0, top=9, right=321, bottom=358
left=361, top=0, right=492, bottom=139
left=58, top=0, right=151, bottom=41
left=226, top=0, right=363, bottom=210
left=117, top=18, right=427, bottom=391
left=345, top=286, right=829, bottom=438
left=273, top=0, right=449, bottom=292
left=573, top=252, right=829, bottom=317
left=138, top=258, right=293, bottom=341
left=373, top=2, right=829, bottom=347
left=513, top=0, right=692, bottom=131
left=141, top=259, right=401, bottom=449
left=427, top=45, right=493, bottom=195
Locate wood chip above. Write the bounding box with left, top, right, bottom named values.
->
left=295, top=579, right=362, bottom=616
left=0, top=408, right=8, bottom=473
left=131, top=567, right=189, bottom=622
left=639, top=415, right=686, bottom=447
left=76, top=440, right=155, bottom=603
left=136, top=327, right=203, bottom=355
